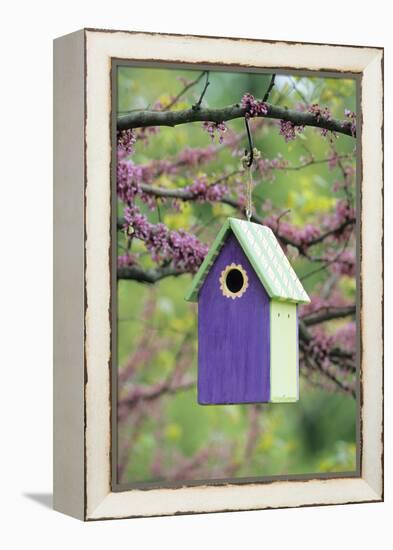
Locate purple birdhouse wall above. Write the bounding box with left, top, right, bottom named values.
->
left=198, top=234, right=270, bottom=404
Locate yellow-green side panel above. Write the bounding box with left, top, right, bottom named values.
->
left=270, top=301, right=298, bottom=402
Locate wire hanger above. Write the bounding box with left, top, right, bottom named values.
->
left=243, top=117, right=255, bottom=221
left=244, top=116, right=254, bottom=168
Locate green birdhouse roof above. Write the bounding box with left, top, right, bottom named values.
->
left=185, top=217, right=310, bottom=304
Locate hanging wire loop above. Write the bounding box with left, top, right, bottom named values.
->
left=243, top=116, right=255, bottom=221
left=244, top=116, right=254, bottom=168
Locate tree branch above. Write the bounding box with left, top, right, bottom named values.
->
left=118, top=265, right=187, bottom=283
left=305, top=218, right=355, bottom=247
left=118, top=187, right=355, bottom=262
left=302, top=305, right=356, bottom=326
left=128, top=182, right=355, bottom=255
left=300, top=346, right=356, bottom=397
left=118, top=101, right=355, bottom=137
left=122, top=377, right=195, bottom=407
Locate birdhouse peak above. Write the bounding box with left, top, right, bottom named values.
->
left=185, top=217, right=310, bottom=304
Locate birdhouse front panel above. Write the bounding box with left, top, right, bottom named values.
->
left=198, top=233, right=270, bottom=405
left=270, top=300, right=298, bottom=402
left=185, top=217, right=310, bottom=405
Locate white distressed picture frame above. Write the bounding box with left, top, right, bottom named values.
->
left=53, top=28, right=383, bottom=521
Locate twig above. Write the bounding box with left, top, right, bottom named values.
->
left=121, top=377, right=195, bottom=408
left=192, top=71, right=210, bottom=110
left=300, top=229, right=354, bottom=281
left=262, top=74, right=276, bottom=102
left=165, top=71, right=207, bottom=111
left=284, top=153, right=354, bottom=171
left=275, top=208, right=291, bottom=236
left=289, top=76, right=309, bottom=104
left=300, top=343, right=356, bottom=397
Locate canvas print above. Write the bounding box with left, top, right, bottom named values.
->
left=115, top=66, right=358, bottom=486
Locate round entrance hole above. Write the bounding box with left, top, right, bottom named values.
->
left=225, top=268, right=245, bottom=294
left=220, top=263, right=249, bottom=299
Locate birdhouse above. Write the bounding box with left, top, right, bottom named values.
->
left=185, top=218, right=310, bottom=405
